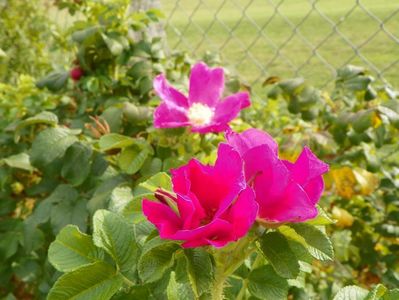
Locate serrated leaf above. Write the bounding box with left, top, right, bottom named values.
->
left=48, top=225, right=104, bottom=272
left=47, top=262, right=123, bottom=300
left=99, top=133, right=135, bottom=151
left=306, top=206, right=335, bottom=226
left=167, top=271, right=196, bottom=300
left=257, top=231, right=300, bottom=279
left=184, top=248, right=215, bottom=296
left=118, top=146, right=150, bottom=174
left=61, top=142, right=92, bottom=186
left=333, top=285, right=369, bottom=300
left=30, top=127, right=78, bottom=168
left=138, top=237, right=180, bottom=283
left=2, top=153, right=34, bottom=171
left=93, top=210, right=138, bottom=277
left=365, top=284, right=387, bottom=300
left=248, top=265, right=289, bottom=300
left=290, top=223, right=334, bottom=261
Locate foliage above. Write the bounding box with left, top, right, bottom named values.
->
left=0, top=0, right=67, bottom=83
left=0, top=0, right=398, bottom=299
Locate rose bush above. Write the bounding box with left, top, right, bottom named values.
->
left=0, top=0, right=398, bottom=299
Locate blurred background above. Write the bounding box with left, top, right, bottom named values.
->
left=48, top=0, right=399, bottom=90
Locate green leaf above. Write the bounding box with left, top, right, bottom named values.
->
left=333, top=285, right=369, bottom=300
left=123, top=102, right=153, bottom=124
left=72, top=26, right=99, bottom=43
left=184, top=248, right=215, bottom=296
left=383, top=289, right=399, bottom=300
left=137, top=172, right=172, bottom=194
left=331, top=230, right=352, bottom=262
left=30, top=127, right=78, bottom=168
left=306, top=206, right=335, bottom=226
left=47, top=262, right=123, bottom=300
left=118, top=146, right=150, bottom=174
left=98, top=134, right=135, bottom=151
left=167, top=265, right=195, bottom=300
left=48, top=225, right=104, bottom=272
left=61, top=142, right=92, bottom=186
left=365, top=284, right=387, bottom=300
left=140, top=158, right=162, bottom=177
left=290, top=223, right=334, bottom=261
left=93, top=210, right=138, bottom=276
left=138, top=237, right=180, bottom=283
left=36, top=70, right=69, bottom=92
left=2, top=153, right=34, bottom=171
left=50, top=197, right=88, bottom=235
left=109, top=186, right=134, bottom=214
left=248, top=265, right=289, bottom=300
left=14, top=111, right=58, bottom=142
left=101, top=107, right=123, bottom=133
left=87, top=175, right=126, bottom=213
left=257, top=231, right=300, bottom=279
left=101, top=33, right=124, bottom=56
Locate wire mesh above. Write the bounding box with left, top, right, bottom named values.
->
left=163, top=0, right=399, bottom=88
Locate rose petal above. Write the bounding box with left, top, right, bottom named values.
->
left=284, top=147, right=329, bottom=185
left=225, top=187, right=258, bottom=238
left=174, top=219, right=234, bottom=248
left=256, top=181, right=317, bottom=222
left=188, top=62, right=224, bottom=107
left=190, top=123, right=229, bottom=134
left=212, top=92, right=249, bottom=126
left=142, top=199, right=181, bottom=238
left=153, top=103, right=190, bottom=128
left=214, top=143, right=246, bottom=217
left=226, top=128, right=278, bottom=158
left=153, top=74, right=188, bottom=109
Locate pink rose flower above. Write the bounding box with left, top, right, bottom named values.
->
left=142, top=144, right=258, bottom=248
left=153, top=62, right=250, bottom=133
left=226, top=129, right=329, bottom=223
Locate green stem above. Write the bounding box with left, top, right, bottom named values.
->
left=236, top=279, right=248, bottom=300
left=121, top=274, right=134, bottom=287
left=212, top=266, right=227, bottom=300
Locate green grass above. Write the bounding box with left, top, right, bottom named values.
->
left=162, top=0, right=399, bottom=90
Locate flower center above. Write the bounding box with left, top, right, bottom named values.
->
left=187, top=103, right=214, bottom=126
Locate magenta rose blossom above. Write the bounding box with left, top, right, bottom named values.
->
left=226, top=129, right=329, bottom=223
left=142, top=144, right=258, bottom=248
left=153, top=62, right=250, bottom=133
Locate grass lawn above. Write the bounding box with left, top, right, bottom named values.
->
left=162, top=0, right=399, bottom=91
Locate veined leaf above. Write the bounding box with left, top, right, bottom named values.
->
left=289, top=223, right=334, bottom=261
left=93, top=210, right=138, bottom=277
left=47, top=262, right=123, bottom=300
left=257, top=231, right=300, bottom=279
left=48, top=225, right=103, bottom=272
left=333, top=285, right=369, bottom=300
left=247, top=265, right=289, bottom=300
left=138, top=237, right=180, bottom=283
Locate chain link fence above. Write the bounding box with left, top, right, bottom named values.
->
left=163, top=0, right=399, bottom=89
